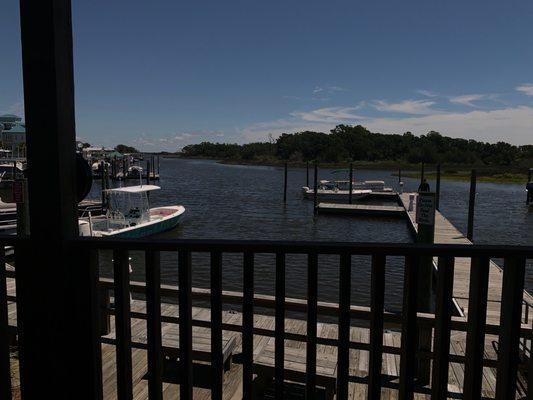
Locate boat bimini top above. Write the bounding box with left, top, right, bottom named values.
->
left=105, top=184, right=161, bottom=193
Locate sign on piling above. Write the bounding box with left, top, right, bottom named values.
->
left=416, top=192, right=436, bottom=226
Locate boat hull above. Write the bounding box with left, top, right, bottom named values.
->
left=301, top=187, right=372, bottom=201
left=111, top=212, right=182, bottom=238
left=85, top=205, right=185, bottom=238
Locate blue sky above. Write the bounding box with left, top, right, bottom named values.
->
left=2, top=0, right=533, bottom=150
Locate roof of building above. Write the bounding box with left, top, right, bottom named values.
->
left=4, top=123, right=25, bottom=134
left=0, top=114, right=22, bottom=123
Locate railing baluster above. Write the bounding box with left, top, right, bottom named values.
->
left=399, top=255, right=419, bottom=400
left=242, top=251, right=254, bottom=400
left=275, top=252, right=286, bottom=399
left=306, top=252, right=318, bottom=399
left=495, top=256, right=526, bottom=400
left=368, top=254, right=386, bottom=400
left=337, top=252, right=351, bottom=399
left=145, top=250, right=162, bottom=400
left=178, top=250, right=193, bottom=400
left=431, top=256, right=455, bottom=400
left=463, top=256, right=490, bottom=400
left=113, top=249, right=133, bottom=400
left=210, top=251, right=223, bottom=400
left=0, top=246, right=11, bottom=400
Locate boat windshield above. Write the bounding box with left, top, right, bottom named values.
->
left=107, top=190, right=151, bottom=223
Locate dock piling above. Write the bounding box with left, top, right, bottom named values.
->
left=436, top=164, right=441, bottom=210
left=283, top=162, right=288, bottom=203
left=421, top=162, right=425, bottom=182
left=348, top=163, right=353, bottom=204
left=306, top=161, right=309, bottom=187
left=527, top=169, right=532, bottom=205
left=313, top=162, right=318, bottom=215
left=398, top=168, right=402, bottom=184
left=467, top=169, right=477, bottom=241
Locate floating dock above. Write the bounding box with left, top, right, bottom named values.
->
left=317, top=202, right=405, bottom=217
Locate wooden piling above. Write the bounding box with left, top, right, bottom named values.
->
left=283, top=162, right=288, bottom=203
left=313, top=162, right=318, bottom=215
left=398, top=168, right=402, bottom=184
left=348, top=163, right=353, bottom=204
left=306, top=161, right=309, bottom=187
left=527, top=169, right=532, bottom=205
left=436, top=164, right=441, bottom=210
left=421, top=162, right=425, bottom=182
left=467, top=169, right=477, bottom=241
left=146, top=161, right=151, bottom=185
left=157, top=156, right=160, bottom=175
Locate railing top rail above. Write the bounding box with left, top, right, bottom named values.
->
left=74, top=237, right=533, bottom=257
left=2, top=235, right=533, bottom=257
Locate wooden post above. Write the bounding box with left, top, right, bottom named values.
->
left=100, top=161, right=106, bottom=209
left=313, top=162, right=318, bottom=215
left=146, top=161, right=151, bottom=185
left=306, top=161, right=309, bottom=187
left=415, top=191, right=436, bottom=384
left=18, top=0, right=101, bottom=397
left=283, top=162, right=288, bottom=203
left=467, top=169, right=477, bottom=242
left=16, top=179, right=31, bottom=235
left=436, top=163, right=441, bottom=210
left=157, top=156, right=160, bottom=175
left=348, top=163, right=353, bottom=204
left=104, top=162, right=110, bottom=192
left=398, top=168, right=402, bottom=184
left=421, top=162, right=425, bottom=182
left=527, top=168, right=532, bottom=204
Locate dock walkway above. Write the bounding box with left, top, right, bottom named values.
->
left=399, top=192, right=533, bottom=324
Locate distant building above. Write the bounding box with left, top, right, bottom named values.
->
left=81, top=146, right=123, bottom=160
left=0, top=114, right=26, bottom=156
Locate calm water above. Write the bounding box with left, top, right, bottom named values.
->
left=92, top=158, right=533, bottom=312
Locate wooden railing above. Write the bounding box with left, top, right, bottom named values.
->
left=1, top=236, right=533, bottom=400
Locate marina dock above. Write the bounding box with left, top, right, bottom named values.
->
left=398, top=192, right=533, bottom=324
left=317, top=202, right=405, bottom=217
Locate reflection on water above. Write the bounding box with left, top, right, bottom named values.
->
left=92, top=158, right=533, bottom=311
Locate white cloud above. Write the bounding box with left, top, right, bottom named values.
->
left=416, top=89, right=438, bottom=98
left=449, top=94, right=497, bottom=107
left=373, top=99, right=437, bottom=115
left=242, top=106, right=533, bottom=145
left=516, top=83, right=533, bottom=96
left=290, top=107, right=364, bottom=123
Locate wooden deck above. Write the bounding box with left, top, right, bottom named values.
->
left=317, top=203, right=405, bottom=217
left=399, top=192, right=533, bottom=324
left=5, top=273, right=528, bottom=399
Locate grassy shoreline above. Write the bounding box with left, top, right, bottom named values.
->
left=168, top=155, right=530, bottom=184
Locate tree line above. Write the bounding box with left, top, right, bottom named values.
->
left=181, top=125, right=533, bottom=167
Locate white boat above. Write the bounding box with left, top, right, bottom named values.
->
left=301, top=179, right=392, bottom=200
left=79, top=185, right=185, bottom=238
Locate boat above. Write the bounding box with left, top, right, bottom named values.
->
left=79, top=185, right=185, bottom=238
left=126, top=165, right=143, bottom=179
left=301, top=179, right=393, bottom=201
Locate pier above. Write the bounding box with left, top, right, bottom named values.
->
left=398, top=192, right=533, bottom=324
